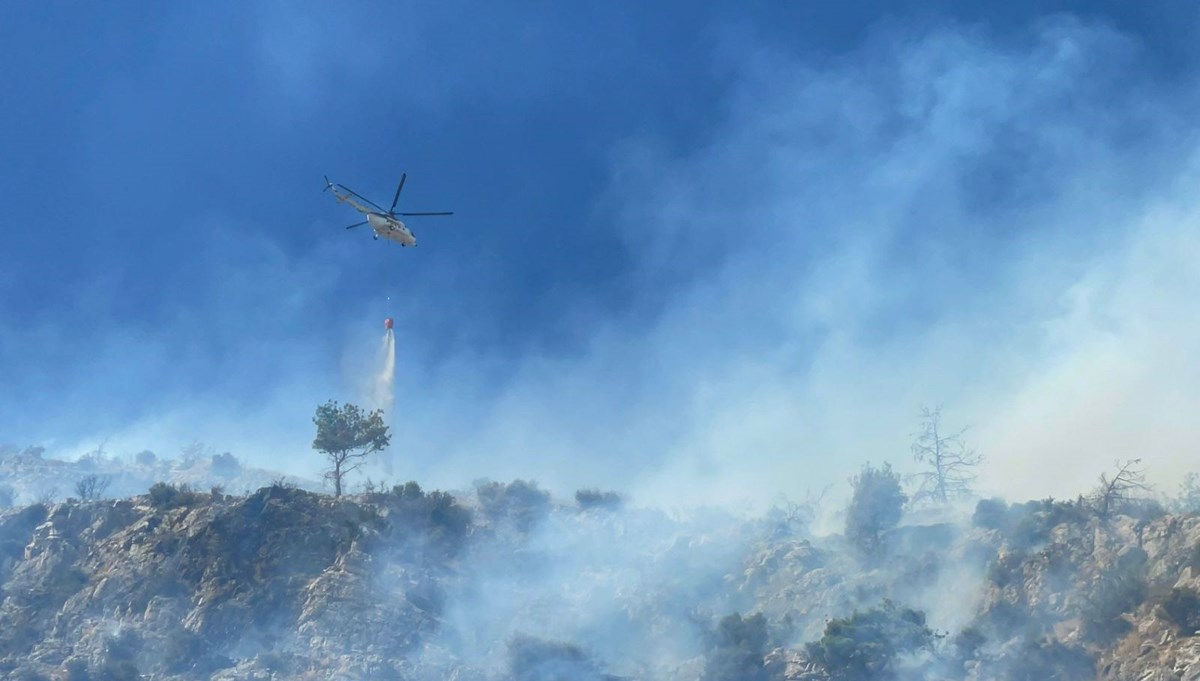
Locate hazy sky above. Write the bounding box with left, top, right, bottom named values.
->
left=3, top=2, right=1199, bottom=506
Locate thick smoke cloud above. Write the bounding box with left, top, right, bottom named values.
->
left=24, top=16, right=1200, bottom=509
left=387, top=18, right=1200, bottom=506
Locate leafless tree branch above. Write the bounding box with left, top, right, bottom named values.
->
left=909, top=405, right=983, bottom=505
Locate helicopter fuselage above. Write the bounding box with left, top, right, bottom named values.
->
left=367, top=213, right=417, bottom=246
left=329, top=185, right=418, bottom=246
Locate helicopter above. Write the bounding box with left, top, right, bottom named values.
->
left=324, top=173, right=452, bottom=247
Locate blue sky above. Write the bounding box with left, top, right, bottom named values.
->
left=3, top=2, right=1200, bottom=505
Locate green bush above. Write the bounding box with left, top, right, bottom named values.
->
left=575, top=488, right=623, bottom=511
left=477, top=479, right=551, bottom=532
left=210, top=452, right=241, bottom=478
left=1006, top=498, right=1089, bottom=550
left=972, top=498, right=1009, bottom=531
left=845, top=463, right=907, bottom=561
left=702, top=613, right=769, bottom=681
left=384, top=481, right=471, bottom=550
left=805, top=600, right=934, bottom=681
left=147, top=482, right=204, bottom=509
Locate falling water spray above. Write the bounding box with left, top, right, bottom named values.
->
left=373, top=317, right=397, bottom=474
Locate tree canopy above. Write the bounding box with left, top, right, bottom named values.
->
left=845, top=462, right=907, bottom=561
left=312, top=400, right=390, bottom=497
left=805, top=600, right=935, bottom=681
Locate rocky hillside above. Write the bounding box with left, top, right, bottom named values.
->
left=0, top=480, right=1198, bottom=681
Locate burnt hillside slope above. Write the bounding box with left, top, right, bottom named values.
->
left=0, top=483, right=1198, bottom=681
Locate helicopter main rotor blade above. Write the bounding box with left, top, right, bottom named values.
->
left=389, top=173, right=408, bottom=213
left=345, top=220, right=369, bottom=229
left=338, top=185, right=388, bottom=212
left=399, top=211, right=453, bottom=216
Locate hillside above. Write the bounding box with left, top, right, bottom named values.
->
left=1, top=477, right=1199, bottom=680
left=0, top=445, right=315, bottom=507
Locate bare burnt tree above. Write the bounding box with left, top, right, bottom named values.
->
left=910, top=406, right=982, bottom=504
left=1092, top=458, right=1152, bottom=519
left=74, top=474, right=112, bottom=501
left=36, top=486, right=59, bottom=505
left=767, top=486, right=831, bottom=538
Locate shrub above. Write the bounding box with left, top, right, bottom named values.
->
left=1158, top=588, right=1200, bottom=633
left=575, top=488, right=623, bottom=511
left=147, top=482, right=204, bottom=510
left=382, top=482, right=471, bottom=554
left=426, top=491, right=471, bottom=540
left=1079, top=558, right=1148, bottom=645
left=1007, top=498, right=1089, bottom=551
left=210, top=452, right=241, bottom=478
left=392, top=480, right=422, bottom=499
left=845, top=462, right=907, bottom=561
left=507, top=635, right=608, bottom=681
left=805, top=600, right=934, bottom=681
left=74, top=474, right=111, bottom=501
left=987, top=552, right=1026, bottom=588
left=477, top=479, right=551, bottom=532
left=702, top=613, right=769, bottom=681
left=972, top=498, right=1009, bottom=531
